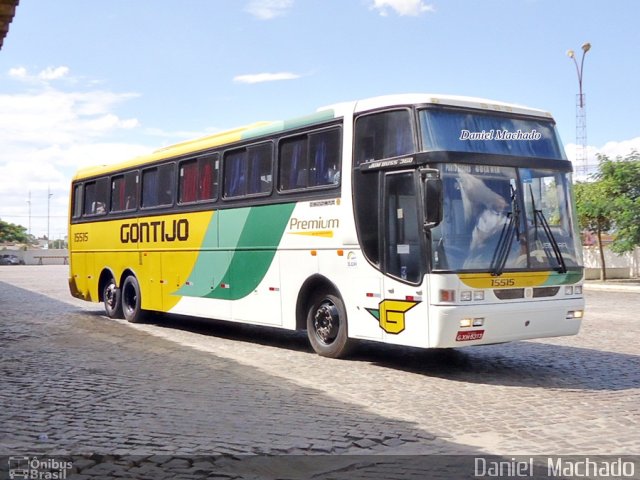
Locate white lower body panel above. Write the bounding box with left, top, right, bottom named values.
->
left=430, top=298, right=584, bottom=348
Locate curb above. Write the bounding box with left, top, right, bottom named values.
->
left=583, top=282, right=640, bottom=293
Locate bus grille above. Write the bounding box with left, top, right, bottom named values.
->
left=494, top=288, right=524, bottom=300
left=493, top=286, right=560, bottom=300
left=532, top=286, right=560, bottom=298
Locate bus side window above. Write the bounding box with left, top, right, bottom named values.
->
left=224, top=149, right=248, bottom=198
left=179, top=160, right=199, bottom=203
left=247, top=143, right=272, bottom=195
left=309, top=128, right=341, bottom=187
left=279, top=127, right=341, bottom=191
left=224, top=143, right=272, bottom=198
left=354, top=110, right=414, bottom=165
left=142, top=163, right=174, bottom=208
left=279, top=137, right=307, bottom=191
left=199, top=154, right=218, bottom=200
left=83, top=178, right=109, bottom=216
left=72, top=184, right=83, bottom=219
left=111, top=171, right=138, bottom=212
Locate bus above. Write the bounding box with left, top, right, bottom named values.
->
left=68, top=94, right=585, bottom=358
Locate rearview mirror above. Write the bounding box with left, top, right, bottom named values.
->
left=420, top=168, right=443, bottom=229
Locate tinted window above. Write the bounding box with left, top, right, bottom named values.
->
left=354, top=110, right=414, bottom=165
left=83, top=178, right=109, bottom=216
left=179, top=154, right=219, bottom=203
left=224, top=143, right=272, bottom=198
left=142, top=163, right=175, bottom=208
left=72, top=184, right=82, bottom=219
left=111, top=171, right=138, bottom=212
left=419, top=109, right=565, bottom=159
left=384, top=172, right=423, bottom=283
left=279, top=128, right=341, bottom=191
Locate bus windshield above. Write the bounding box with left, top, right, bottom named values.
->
left=420, top=108, right=566, bottom=159
left=430, top=163, right=583, bottom=272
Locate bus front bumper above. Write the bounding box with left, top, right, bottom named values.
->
left=429, top=298, right=584, bottom=348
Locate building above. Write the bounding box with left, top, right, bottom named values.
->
left=0, top=0, right=19, bottom=50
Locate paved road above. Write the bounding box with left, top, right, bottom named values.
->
left=1, top=266, right=639, bottom=478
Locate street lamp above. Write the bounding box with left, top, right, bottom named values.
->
left=567, top=42, right=591, bottom=108
left=567, top=42, right=591, bottom=177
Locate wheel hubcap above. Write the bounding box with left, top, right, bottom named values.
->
left=314, top=301, right=339, bottom=344
left=105, top=284, right=117, bottom=308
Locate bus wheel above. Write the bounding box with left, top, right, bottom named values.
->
left=121, top=275, right=144, bottom=323
left=103, top=277, right=123, bottom=319
left=306, top=292, right=352, bottom=358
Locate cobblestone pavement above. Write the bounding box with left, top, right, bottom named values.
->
left=0, top=266, right=639, bottom=478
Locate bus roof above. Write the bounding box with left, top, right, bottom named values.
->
left=321, top=93, right=553, bottom=118
left=73, top=93, right=554, bottom=181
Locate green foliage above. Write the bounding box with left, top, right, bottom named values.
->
left=574, top=180, right=611, bottom=235
left=0, top=219, right=29, bottom=243
left=595, top=150, right=640, bottom=253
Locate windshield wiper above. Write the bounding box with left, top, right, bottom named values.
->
left=528, top=185, right=567, bottom=274
left=490, top=186, right=520, bottom=276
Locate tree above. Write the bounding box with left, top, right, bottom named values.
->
left=596, top=150, right=640, bottom=254
left=574, top=180, right=611, bottom=281
left=0, top=219, right=29, bottom=243
left=51, top=239, right=67, bottom=249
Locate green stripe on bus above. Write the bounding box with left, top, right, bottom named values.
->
left=175, top=203, right=296, bottom=301
left=543, top=270, right=583, bottom=286
left=241, top=110, right=336, bottom=140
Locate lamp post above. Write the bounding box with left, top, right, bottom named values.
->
left=47, top=186, right=53, bottom=249
left=27, top=191, right=31, bottom=236
left=567, top=42, right=591, bottom=177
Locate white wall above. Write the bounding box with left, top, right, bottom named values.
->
left=583, top=246, right=640, bottom=279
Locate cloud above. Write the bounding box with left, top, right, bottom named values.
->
left=0, top=70, right=150, bottom=239
left=371, top=0, right=435, bottom=16
left=598, top=136, right=640, bottom=159
left=245, top=0, right=293, bottom=19
left=8, top=66, right=27, bottom=78
left=8, top=65, right=72, bottom=84
left=0, top=90, right=140, bottom=146
left=565, top=136, right=640, bottom=181
left=233, top=72, right=301, bottom=84
left=39, top=66, right=70, bottom=81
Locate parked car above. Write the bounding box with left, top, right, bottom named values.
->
left=0, top=254, right=24, bottom=265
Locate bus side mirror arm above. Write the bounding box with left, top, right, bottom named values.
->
left=420, top=168, right=443, bottom=230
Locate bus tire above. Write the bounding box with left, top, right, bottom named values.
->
left=306, top=291, right=352, bottom=358
left=121, top=275, right=144, bottom=323
left=103, top=277, right=123, bottom=319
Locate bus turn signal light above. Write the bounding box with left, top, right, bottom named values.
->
left=439, top=289, right=455, bottom=302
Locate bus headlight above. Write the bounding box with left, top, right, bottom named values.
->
left=460, top=317, right=484, bottom=328
left=472, top=317, right=485, bottom=327
left=566, top=310, right=584, bottom=319
left=460, top=318, right=473, bottom=328
left=460, top=290, right=484, bottom=302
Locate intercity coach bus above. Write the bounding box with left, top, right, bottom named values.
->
left=68, top=94, right=585, bottom=358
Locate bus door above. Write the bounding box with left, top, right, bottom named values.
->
left=139, top=247, right=164, bottom=311
left=380, top=170, right=429, bottom=346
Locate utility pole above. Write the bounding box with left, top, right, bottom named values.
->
left=27, top=190, right=31, bottom=236
left=47, top=186, right=53, bottom=249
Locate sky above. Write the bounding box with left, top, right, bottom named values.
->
left=1, top=0, right=639, bottom=241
